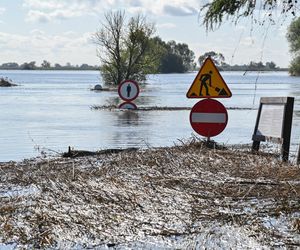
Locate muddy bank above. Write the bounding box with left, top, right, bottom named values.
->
left=0, top=140, right=299, bottom=248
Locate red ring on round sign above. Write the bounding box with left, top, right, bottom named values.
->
left=189, top=99, right=228, bottom=137
left=118, top=102, right=137, bottom=110
left=118, top=80, right=140, bottom=102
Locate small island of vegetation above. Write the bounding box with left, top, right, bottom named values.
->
left=0, top=77, right=17, bottom=87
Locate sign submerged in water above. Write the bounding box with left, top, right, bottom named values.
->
left=118, top=79, right=139, bottom=110
left=118, top=80, right=140, bottom=102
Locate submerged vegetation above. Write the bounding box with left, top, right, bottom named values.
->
left=0, top=139, right=299, bottom=248
left=0, top=77, right=17, bottom=87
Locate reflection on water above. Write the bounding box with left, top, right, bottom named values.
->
left=1, top=70, right=300, bottom=162
left=115, top=110, right=140, bottom=126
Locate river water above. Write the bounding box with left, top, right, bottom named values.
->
left=1, top=70, right=300, bottom=162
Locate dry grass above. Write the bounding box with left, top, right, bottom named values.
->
left=0, top=139, right=299, bottom=248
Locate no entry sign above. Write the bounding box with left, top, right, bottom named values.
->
left=190, top=99, right=228, bottom=137
left=118, top=80, right=140, bottom=102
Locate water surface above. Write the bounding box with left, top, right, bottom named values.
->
left=1, top=70, right=300, bottom=162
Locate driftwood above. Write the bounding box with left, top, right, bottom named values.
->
left=62, top=146, right=138, bottom=158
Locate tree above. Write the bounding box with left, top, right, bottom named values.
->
left=265, top=61, right=277, bottom=70
left=0, top=62, right=19, bottom=69
left=289, top=56, right=300, bottom=76
left=21, top=61, right=36, bottom=70
left=152, top=37, right=195, bottom=73
left=287, top=17, right=300, bottom=75
left=94, top=11, right=160, bottom=85
left=201, top=0, right=297, bottom=30
left=167, top=41, right=195, bottom=72
left=54, top=63, right=62, bottom=69
left=41, top=60, right=51, bottom=69
left=198, top=51, right=225, bottom=67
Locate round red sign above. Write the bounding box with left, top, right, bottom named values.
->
left=190, top=99, right=228, bottom=137
left=118, top=80, right=140, bottom=102
left=118, top=102, right=137, bottom=110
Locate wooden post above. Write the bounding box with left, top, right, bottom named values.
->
left=297, top=146, right=300, bottom=165
left=282, top=97, right=294, bottom=162
left=252, top=103, right=262, bottom=152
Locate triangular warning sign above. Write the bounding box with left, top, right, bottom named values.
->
left=186, top=57, right=232, bottom=98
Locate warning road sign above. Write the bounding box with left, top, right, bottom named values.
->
left=190, top=99, right=228, bottom=137
left=118, top=80, right=140, bottom=102
left=186, top=57, right=232, bottom=98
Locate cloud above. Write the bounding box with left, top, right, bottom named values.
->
left=163, top=5, right=197, bottom=16
left=23, top=0, right=200, bottom=22
left=157, top=22, right=177, bottom=29
left=241, top=36, right=255, bottom=46
left=0, top=30, right=98, bottom=65
left=23, top=0, right=103, bottom=22
left=0, top=7, right=6, bottom=15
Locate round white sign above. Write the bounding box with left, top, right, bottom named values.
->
left=118, top=80, right=140, bottom=101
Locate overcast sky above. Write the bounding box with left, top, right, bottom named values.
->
left=0, top=0, right=298, bottom=67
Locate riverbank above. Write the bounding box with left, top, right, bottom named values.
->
left=0, top=139, right=299, bottom=249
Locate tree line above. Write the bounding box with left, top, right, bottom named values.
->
left=0, top=61, right=99, bottom=70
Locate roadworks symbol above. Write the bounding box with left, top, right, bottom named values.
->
left=186, top=57, right=232, bottom=98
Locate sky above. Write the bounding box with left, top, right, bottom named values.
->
left=0, top=0, right=298, bottom=67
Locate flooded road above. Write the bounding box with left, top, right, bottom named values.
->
left=1, top=70, right=300, bottom=161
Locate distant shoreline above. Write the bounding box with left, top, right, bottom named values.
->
left=0, top=68, right=290, bottom=72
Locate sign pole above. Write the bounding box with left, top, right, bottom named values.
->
left=282, top=97, right=294, bottom=162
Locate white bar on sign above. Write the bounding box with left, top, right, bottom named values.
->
left=191, top=113, right=226, bottom=123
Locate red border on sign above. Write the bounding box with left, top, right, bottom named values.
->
left=118, top=101, right=137, bottom=110
left=189, top=99, right=228, bottom=137
left=118, top=80, right=140, bottom=102
left=186, top=57, right=232, bottom=99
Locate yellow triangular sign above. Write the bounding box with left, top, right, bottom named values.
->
left=186, top=57, right=232, bottom=98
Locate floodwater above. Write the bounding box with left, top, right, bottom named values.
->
left=1, top=70, right=300, bottom=162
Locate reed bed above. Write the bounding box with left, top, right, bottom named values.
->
left=0, top=139, right=299, bottom=248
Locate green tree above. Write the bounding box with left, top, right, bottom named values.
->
left=21, top=61, right=36, bottom=70
left=201, top=0, right=297, bottom=30
left=94, top=11, right=160, bottom=85
left=265, top=61, right=277, bottom=70
left=287, top=17, right=300, bottom=75
left=41, top=60, right=51, bottom=69
left=289, top=56, right=300, bottom=76
left=152, top=37, right=195, bottom=73
left=198, top=51, right=225, bottom=67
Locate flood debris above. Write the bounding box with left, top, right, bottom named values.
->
left=62, top=146, right=138, bottom=158
left=91, top=105, right=255, bottom=111
left=0, top=139, right=299, bottom=248
left=90, top=85, right=116, bottom=91
left=0, top=77, right=17, bottom=87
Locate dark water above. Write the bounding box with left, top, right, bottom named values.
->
left=1, top=70, right=300, bottom=162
